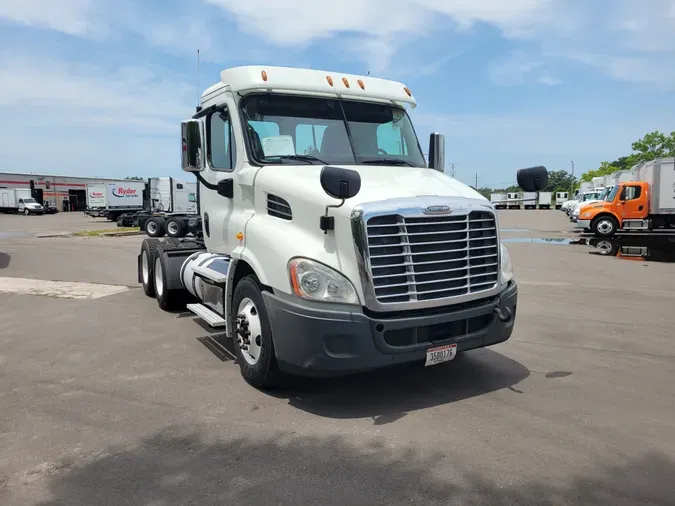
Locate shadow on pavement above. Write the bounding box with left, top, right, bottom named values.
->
left=20, top=427, right=675, bottom=506
left=267, top=348, right=529, bottom=421
left=0, top=252, right=9, bottom=269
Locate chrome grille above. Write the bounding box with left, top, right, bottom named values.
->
left=365, top=211, right=499, bottom=303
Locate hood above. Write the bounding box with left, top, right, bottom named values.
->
left=254, top=164, right=487, bottom=216
left=27, top=203, right=43, bottom=208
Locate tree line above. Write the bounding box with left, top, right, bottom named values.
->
left=472, top=130, right=675, bottom=200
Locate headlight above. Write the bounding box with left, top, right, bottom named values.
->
left=582, top=211, right=592, bottom=218
left=288, top=258, right=359, bottom=305
left=500, top=244, right=514, bottom=284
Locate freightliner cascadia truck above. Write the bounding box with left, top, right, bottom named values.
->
left=137, top=65, right=547, bottom=388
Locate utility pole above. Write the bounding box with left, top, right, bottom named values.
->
left=570, top=160, right=575, bottom=196
left=447, top=162, right=457, bottom=178
left=474, top=173, right=479, bottom=189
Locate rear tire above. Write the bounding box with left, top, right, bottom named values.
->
left=153, top=248, right=187, bottom=311
left=140, top=239, right=160, bottom=297
left=166, top=217, right=187, bottom=238
left=145, top=217, right=166, bottom=238
left=231, top=275, right=285, bottom=389
left=591, top=215, right=618, bottom=237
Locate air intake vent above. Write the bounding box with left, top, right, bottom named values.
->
left=267, top=194, right=292, bottom=220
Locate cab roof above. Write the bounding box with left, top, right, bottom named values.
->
left=201, top=65, right=417, bottom=109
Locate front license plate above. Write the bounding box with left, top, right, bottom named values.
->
left=425, top=343, right=457, bottom=367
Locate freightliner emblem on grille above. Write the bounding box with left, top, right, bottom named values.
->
left=422, top=205, right=451, bottom=215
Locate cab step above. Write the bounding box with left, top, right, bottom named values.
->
left=186, top=303, right=227, bottom=328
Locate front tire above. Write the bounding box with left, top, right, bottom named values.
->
left=232, top=276, right=284, bottom=389
left=592, top=215, right=619, bottom=237
left=24, top=209, right=30, bottom=216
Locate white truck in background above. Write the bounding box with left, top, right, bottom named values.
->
left=507, top=192, right=520, bottom=209
left=85, top=181, right=146, bottom=221
left=522, top=191, right=537, bottom=209
left=135, top=64, right=548, bottom=388
left=555, top=192, right=568, bottom=209
left=537, top=192, right=552, bottom=209
left=490, top=193, right=507, bottom=209
left=148, top=177, right=197, bottom=214
left=0, top=188, right=44, bottom=215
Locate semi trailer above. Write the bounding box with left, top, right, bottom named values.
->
left=555, top=192, right=568, bottom=209
left=507, top=192, right=520, bottom=209
left=522, top=192, right=537, bottom=209
left=577, top=157, right=675, bottom=236
left=85, top=181, right=146, bottom=220
left=490, top=193, right=507, bottom=209
left=537, top=192, right=552, bottom=209
left=136, top=65, right=547, bottom=388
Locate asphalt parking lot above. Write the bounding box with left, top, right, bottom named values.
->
left=1, top=210, right=674, bottom=505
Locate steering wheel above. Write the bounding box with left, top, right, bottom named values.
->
left=378, top=148, right=388, bottom=155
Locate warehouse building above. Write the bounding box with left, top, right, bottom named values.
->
left=0, top=172, right=138, bottom=212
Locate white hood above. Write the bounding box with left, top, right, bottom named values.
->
left=255, top=164, right=487, bottom=216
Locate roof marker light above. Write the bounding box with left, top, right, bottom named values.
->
left=404, top=87, right=412, bottom=97
left=326, top=76, right=334, bottom=86
left=261, top=70, right=268, bottom=81
left=342, top=77, right=350, bottom=88
left=357, top=79, right=365, bottom=90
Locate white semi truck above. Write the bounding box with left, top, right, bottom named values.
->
left=137, top=65, right=547, bottom=388
left=0, top=188, right=44, bottom=214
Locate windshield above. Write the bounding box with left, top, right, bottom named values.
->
left=606, top=185, right=620, bottom=202
left=240, top=94, right=426, bottom=167
left=24, top=198, right=37, bottom=204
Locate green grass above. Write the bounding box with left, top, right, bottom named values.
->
left=74, top=227, right=140, bottom=237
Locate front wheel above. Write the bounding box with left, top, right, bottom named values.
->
left=592, top=216, right=619, bottom=237
left=232, top=276, right=285, bottom=389
left=23, top=209, right=30, bottom=216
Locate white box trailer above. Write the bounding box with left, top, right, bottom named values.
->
left=507, top=192, right=520, bottom=209
left=591, top=176, right=605, bottom=189
left=522, top=191, right=537, bottom=209
left=148, top=177, right=197, bottom=214
left=537, top=192, right=552, bottom=209
left=637, top=158, right=675, bottom=215
left=555, top=192, right=568, bottom=209
left=85, top=181, right=146, bottom=220
left=490, top=193, right=507, bottom=209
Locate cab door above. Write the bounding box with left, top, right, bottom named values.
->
left=619, top=184, right=647, bottom=219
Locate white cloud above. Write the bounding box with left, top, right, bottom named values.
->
left=487, top=51, right=561, bottom=86
left=0, top=0, right=99, bottom=36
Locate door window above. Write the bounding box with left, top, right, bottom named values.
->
left=208, top=109, right=237, bottom=171
left=623, top=186, right=642, bottom=201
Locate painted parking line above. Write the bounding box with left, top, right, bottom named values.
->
left=0, top=277, right=129, bottom=299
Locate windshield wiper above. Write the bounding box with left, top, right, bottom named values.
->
left=261, top=154, right=327, bottom=165
left=359, top=158, right=415, bottom=167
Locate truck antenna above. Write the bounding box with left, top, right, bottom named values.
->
left=197, top=49, right=201, bottom=106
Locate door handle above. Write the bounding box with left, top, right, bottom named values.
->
left=638, top=205, right=643, bottom=211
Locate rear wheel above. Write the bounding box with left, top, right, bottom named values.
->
left=153, top=248, right=187, bottom=311
left=140, top=239, right=160, bottom=297
left=232, top=276, right=285, bottom=389
left=145, top=217, right=166, bottom=238
left=166, top=217, right=187, bottom=238
left=592, top=215, right=618, bottom=237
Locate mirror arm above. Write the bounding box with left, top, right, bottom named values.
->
left=320, top=199, right=345, bottom=234
left=194, top=172, right=218, bottom=191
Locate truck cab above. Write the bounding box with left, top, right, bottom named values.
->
left=138, top=65, right=547, bottom=388
left=576, top=182, right=649, bottom=235
left=18, top=197, right=44, bottom=215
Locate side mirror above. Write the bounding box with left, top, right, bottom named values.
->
left=428, top=133, right=445, bottom=172
left=320, top=166, right=361, bottom=200
left=517, top=166, right=548, bottom=192
left=181, top=120, right=204, bottom=172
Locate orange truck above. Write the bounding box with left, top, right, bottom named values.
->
left=576, top=157, right=675, bottom=236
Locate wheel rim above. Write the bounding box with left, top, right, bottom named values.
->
left=596, top=240, right=612, bottom=254
left=24, top=209, right=29, bottom=215
left=141, top=250, right=149, bottom=285
left=597, top=219, right=614, bottom=234
left=167, top=221, right=179, bottom=236
left=147, top=221, right=158, bottom=235
left=236, top=297, right=262, bottom=366
left=154, top=256, right=163, bottom=296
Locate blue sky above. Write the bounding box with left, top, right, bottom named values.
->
left=1, top=0, right=674, bottom=188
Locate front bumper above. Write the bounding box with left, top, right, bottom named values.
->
left=577, top=219, right=591, bottom=229
left=264, top=281, right=518, bottom=376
